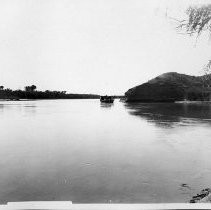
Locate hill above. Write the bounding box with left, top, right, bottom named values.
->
left=125, top=72, right=211, bottom=102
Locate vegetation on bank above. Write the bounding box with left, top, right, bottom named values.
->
left=0, top=85, right=100, bottom=100
left=125, top=72, right=211, bottom=102
left=124, top=4, right=211, bottom=103
left=177, top=4, right=211, bottom=80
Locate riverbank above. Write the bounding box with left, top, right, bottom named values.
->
left=0, top=89, right=100, bottom=100
left=125, top=72, right=211, bottom=102
left=175, top=100, right=211, bottom=104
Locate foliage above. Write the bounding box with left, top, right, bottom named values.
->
left=202, top=60, right=211, bottom=87
left=177, top=4, right=211, bottom=88
left=25, top=85, right=37, bottom=92
left=0, top=85, right=100, bottom=99
left=125, top=72, right=211, bottom=102
left=178, top=4, right=211, bottom=36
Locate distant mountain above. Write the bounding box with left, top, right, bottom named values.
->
left=125, top=72, right=211, bottom=102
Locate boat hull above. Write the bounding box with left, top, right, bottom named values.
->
left=100, top=96, right=114, bottom=103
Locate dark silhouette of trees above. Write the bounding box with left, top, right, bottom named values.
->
left=31, top=85, right=37, bottom=91
left=25, top=85, right=37, bottom=92
left=0, top=86, right=4, bottom=90
left=0, top=85, right=99, bottom=100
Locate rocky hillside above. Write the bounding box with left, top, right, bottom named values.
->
left=125, top=72, right=211, bottom=102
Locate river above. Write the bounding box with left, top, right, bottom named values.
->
left=0, top=99, right=211, bottom=203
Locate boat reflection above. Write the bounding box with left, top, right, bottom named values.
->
left=100, top=102, right=114, bottom=108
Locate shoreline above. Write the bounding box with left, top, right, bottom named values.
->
left=0, top=98, right=100, bottom=101
left=175, top=100, right=211, bottom=104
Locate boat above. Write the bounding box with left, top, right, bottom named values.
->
left=100, top=96, right=114, bottom=103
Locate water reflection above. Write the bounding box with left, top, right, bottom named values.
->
left=0, top=104, right=4, bottom=113
left=124, top=102, right=211, bottom=127
left=23, top=105, right=37, bottom=115
left=100, top=102, right=114, bottom=109
left=0, top=102, right=37, bottom=115
left=1, top=100, right=211, bottom=203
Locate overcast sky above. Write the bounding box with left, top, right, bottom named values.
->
left=0, top=0, right=211, bottom=95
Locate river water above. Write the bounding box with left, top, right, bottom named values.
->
left=0, top=99, right=211, bottom=203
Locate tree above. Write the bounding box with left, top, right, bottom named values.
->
left=0, top=86, right=4, bottom=90
left=202, top=60, right=211, bottom=88
left=177, top=4, right=211, bottom=93
left=25, top=85, right=37, bottom=92
left=31, top=85, right=37, bottom=91
left=178, top=4, right=211, bottom=37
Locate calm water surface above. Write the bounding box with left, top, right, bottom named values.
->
left=0, top=99, right=211, bottom=203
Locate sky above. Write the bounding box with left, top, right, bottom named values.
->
left=0, top=0, right=211, bottom=95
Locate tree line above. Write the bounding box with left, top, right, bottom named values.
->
left=0, top=85, right=100, bottom=100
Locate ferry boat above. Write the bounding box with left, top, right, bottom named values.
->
left=100, top=96, right=114, bottom=103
